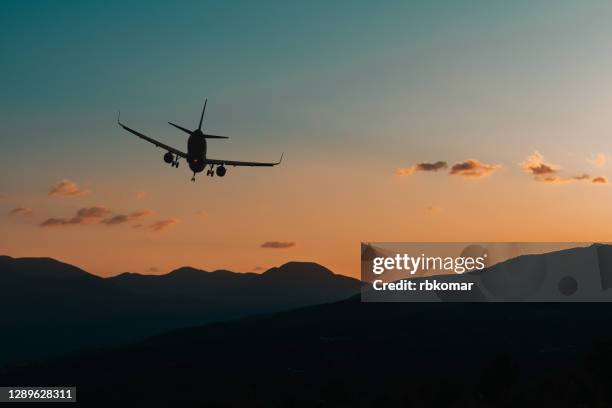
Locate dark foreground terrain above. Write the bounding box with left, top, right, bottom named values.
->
left=5, top=246, right=612, bottom=406
left=4, top=298, right=612, bottom=407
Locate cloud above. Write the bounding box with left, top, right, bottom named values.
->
left=135, top=190, right=148, bottom=200
left=101, top=215, right=129, bottom=225
left=450, top=159, right=500, bottom=178
left=520, top=151, right=560, bottom=179
left=8, top=207, right=33, bottom=216
left=40, top=206, right=110, bottom=227
left=592, top=176, right=608, bottom=184
left=395, top=161, right=447, bottom=176
left=534, top=173, right=607, bottom=185
left=521, top=151, right=607, bottom=185
left=253, top=266, right=266, bottom=271
left=150, top=218, right=179, bottom=232
left=588, top=153, right=607, bottom=168
left=148, top=267, right=159, bottom=273
left=261, top=241, right=295, bottom=249
left=425, top=205, right=443, bottom=214
left=48, top=179, right=88, bottom=197
left=101, top=209, right=153, bottom=226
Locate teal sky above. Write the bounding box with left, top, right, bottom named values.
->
left=3, top=1, right=612, bottom=277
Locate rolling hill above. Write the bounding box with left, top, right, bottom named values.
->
left=0, top=256, right=360, bottom=363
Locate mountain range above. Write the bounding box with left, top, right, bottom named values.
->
left=6, top=246, right=612, bottom=406
left=0, top=256, right=360, bottom=363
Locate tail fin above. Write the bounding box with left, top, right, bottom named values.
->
left=198, top=99, right=207, bottom=130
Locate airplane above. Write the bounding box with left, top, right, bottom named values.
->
left=118, top=99, right=283, bottom=181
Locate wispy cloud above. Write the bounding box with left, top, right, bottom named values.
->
left=395, top=161, right=447, bottom=176
left=150, top=218, right=179, bottom=232
left=450, top=159, right=500, bottom=178
left=521, top=151, right=607, bottom=185
left=48, top=179, right=88, bottom=197
left=40, top=206, right=110, bottom=227
left=261, top=241, right=295, bottom=249
left=425, top=205, right=443, bottom=214
left=135, top=190, right=148, bottom=200
left=8, top=207, right=33, bottom=216
left=101, top=209, right=154, bottom=226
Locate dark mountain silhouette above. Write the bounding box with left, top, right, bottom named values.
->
left=0, top=256, right=360, bottom=363
left=5, top=245, right=612, bottom=406
left=109, top=261, right=359, bottom=311
left=6, top=295, right=612, bottom=407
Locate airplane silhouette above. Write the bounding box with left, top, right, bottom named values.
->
left=118, top=99, right=283, bottom=181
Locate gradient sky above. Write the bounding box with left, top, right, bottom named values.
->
left=3, top=1, right=612, bottom=277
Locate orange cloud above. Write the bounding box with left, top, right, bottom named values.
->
left=102, top=209, right=154, bottom=226
left=261, top=241, right=295, bottom=249
left=48, top=179, right=88, bottom=197
left=592, top=176, right=608, bottom=184
left=521, top=151, right=607, bottom=185
left=40, top=206, right=110, bottom=227
left=135, top=190, right=148, bottom=200
left=450, top=159, right=500, bottom=178
left=8, top=207, right=33, bottom=216
left=150, top=218, right=179, bottom=232
left=425, top=205, right=443, bottom=214
left=520, top=151, right=560, bottom=179
left=395, top=161, right=447, bottom=176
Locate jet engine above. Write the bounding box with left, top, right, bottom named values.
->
left=216, top=166, right=227, bottom=177
left=163, top=152, right=174, bottom=164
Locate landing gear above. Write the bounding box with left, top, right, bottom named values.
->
left=191, top=173, right=196, bottom=182
left=172, top=160, right=179, bottom=168
left=206, top=164, right=216, bottom=177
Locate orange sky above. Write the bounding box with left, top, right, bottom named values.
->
left=2, top=150, right=612, bottom=278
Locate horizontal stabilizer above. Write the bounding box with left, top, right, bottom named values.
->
left=168, top=122, right=193, bottom=135
left=203, top=133, right=229, bottom=139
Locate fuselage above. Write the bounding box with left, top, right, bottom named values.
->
left=187, top=133, right=207, bottom=173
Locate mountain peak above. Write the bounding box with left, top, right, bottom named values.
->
left=166, top=266, right=209, bottom=277
left=0, top=255, right=97, bottom=279
left=263, top=262, right=335, bottom=279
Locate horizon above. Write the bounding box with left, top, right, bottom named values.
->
left=0, top=252, right=349, bottom=278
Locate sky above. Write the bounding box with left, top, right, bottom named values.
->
left=3, top=0, right=612, bottom=278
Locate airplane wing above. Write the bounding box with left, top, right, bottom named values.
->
left=118, top=113, right=187, bottom=158
left=206, top=153, right=283, bottom=167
